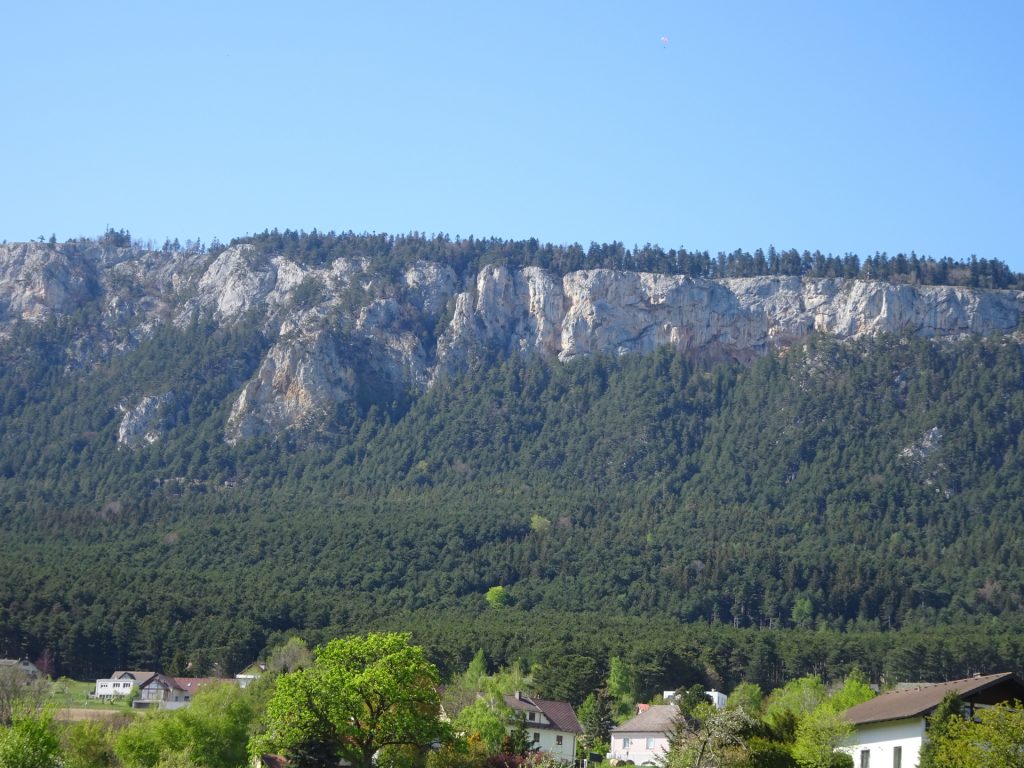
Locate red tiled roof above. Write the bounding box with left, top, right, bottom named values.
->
left=844, top=672, right=1024, bottom=726
left=172, top=677, right=227, bottom=691
left=140, top=674, right=228, bottom=692
left=504, top=693, right=583, bottom=734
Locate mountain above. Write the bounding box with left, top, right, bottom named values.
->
left=1, top=237, right=1020, bottom=445
left=1, top=231, right=1023, bottom=685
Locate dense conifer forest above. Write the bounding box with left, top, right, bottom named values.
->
left=1, top=231, right=1023, bottom=695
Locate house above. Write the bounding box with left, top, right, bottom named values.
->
left=133, top=674, right=227, bottom=709
left=841, top=672, right=1024, bottom=768
left=503, top=692, right=583, bottom=762
left=0, top=658, right=40, bottom=680
left=663, top=688, right=728, bottom=710
left=235, top=661, right=267, bottom=689
left=608, top=704, right=676, bottom=765
left=94, top=670, right=156, bottom=699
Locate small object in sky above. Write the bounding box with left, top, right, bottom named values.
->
left=660, top=35, right=669, bottom=46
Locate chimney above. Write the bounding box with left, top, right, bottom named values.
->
left=515, top=691, right=522, bottom=700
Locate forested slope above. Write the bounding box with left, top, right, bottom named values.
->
left=2, top=303, right=1023, bottom=686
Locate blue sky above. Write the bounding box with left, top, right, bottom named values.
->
left=2, top=1, right=1022, bottom=270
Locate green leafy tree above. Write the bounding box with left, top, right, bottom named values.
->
left=485, top=586, right=511, bottom=609
left=114, top=682, right=254, bottom=768
left=918, top=692, right=963, bottom=768
left=764, top=676, right=829, bottom=742
left=727, top=682, right=765, bottom=718
left=0, top=706, right=61, bottom=768
left=268, top=636, right=313, bottom=674
left=253, top=632, right=449, bottom=768
left=790, top=672, right=872, bottom=768
left=62, top=720, right=117, bottom=768
left=791, top=708, right=852, bottom=768
left=452, top=698, right=508, bottom=753
left=928, top=701, right=1024, bottom=767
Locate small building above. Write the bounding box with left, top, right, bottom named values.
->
left=235, top=661, right=267, bottom=689
left=608, top=704, right=676, bottom=765
left=503, top=692, right=582, bottom=763
left=94, top=670, right=156, bottom=699
left=663, top=688, right=727, bottom=710
left=134, top=674, right=227, bottom=710
left=0, top=659, right=40, bottom=680
left=841, top=672, right=1024, bottom=768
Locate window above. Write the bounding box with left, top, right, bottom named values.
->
left=533, top=733, right=540, bottom=744
left=860, top=750, right=870, bottom=768
left=892, top=747, right=901, bottom=768
left=622, top=738, right=631, bottom=749
left=556, top=735, right=563, bottom=746
left=528, top=712, right=536, bottom=722
left=646, top=738, right=655, bottom=749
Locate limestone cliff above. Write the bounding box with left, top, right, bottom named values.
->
left=0, top=241, right=1020, bottom=442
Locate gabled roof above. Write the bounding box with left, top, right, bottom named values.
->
left=110, top=670, right=157, bottom=682
left=610, top=704, right=678, bottom=734
left=140, top=674, right=225, bottom=692
left=844, top=672, right=1024, bottom=726
left=0, top=659, right=36, bottom=669
left=504, top=693, right=583, bottom=734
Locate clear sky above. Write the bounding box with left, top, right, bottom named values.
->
left=2, top=1, right=1022, bottom=270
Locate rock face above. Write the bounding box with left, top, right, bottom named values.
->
left=1, top=241, right=1021, bottom=442
left=225, top=322, right=357, bottom=444
left=118, top=392, right=175, bottom=447
left=436, top=270, right=1023, bottom=370
left=0, top=242, right=98, bottom=324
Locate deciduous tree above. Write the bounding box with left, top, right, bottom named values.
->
left=253, top=632, right=449, bottom=768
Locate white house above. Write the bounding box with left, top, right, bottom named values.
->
left=663, top=688, right=728, bottom=710
left=841, top=672, right=1024, bottom=768
left=94, top=670, right=156, bottom=699
left=503, top=692, right=582, bottom=763
left=608, top=704, right=676, bottom=765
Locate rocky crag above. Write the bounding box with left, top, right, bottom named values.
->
left=1, top=241, right=1021, bottom=443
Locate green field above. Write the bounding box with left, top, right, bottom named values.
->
left=48, top=679, right=136, bottom=712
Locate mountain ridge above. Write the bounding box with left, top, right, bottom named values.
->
left=2, top=237, right=1021, bottom=445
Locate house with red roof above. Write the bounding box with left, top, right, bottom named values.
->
left=840, top=672, right=1024, bottom=768
left=503, top=692, right=582, bottom=763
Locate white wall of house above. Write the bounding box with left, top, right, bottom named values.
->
left=527, top=729, right=577, bottom=762
left=608, top=732, right=670, bottom=765
left=840, top=718, right=926, bottom=768
left=95, top=678, right=138, bottom=698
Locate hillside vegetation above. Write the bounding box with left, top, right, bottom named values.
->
left=2, top=264, right=1024, bottom=687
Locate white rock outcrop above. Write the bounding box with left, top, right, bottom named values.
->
left=118, top=392, right=175, bottom=446
left=224, top=325, right=357, bottom=444
left=1, top=241, right=1021, bottom=442
left=436, top=270, right=1024, bottom=371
